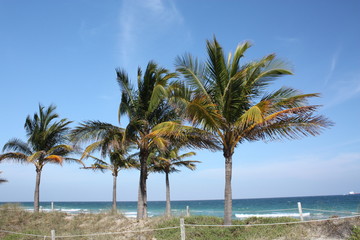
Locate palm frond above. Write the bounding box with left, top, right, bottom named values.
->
left=47, top=144, right=73, bottom=156
left=206, top=37, right=229, bottom=98
left=151, top=121, right=221, bottom=151
left=27, top=151, right=45, bottom=163
left=71, top=121, right=122, bottom=144
left=2, top=138, right=32, bottom=155
left=240, top=105, right=332, bottom=142
left=44, top=155, right=63, bottom=165
left=0, top=152, right=28, bottom=163
left=228, top=41, right=252, bottom=77
left=80, top=141, right=104, bottom=160
left=186, top=96, right=224, bottom=132
left=175, top=53, right=213, bottom=103
left=116, top=68, right=136, bottom=123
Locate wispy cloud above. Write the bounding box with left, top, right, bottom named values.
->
left=117, top=0, right=184, bottom=69
left=324, top=48, right=342, bottom=86
left=323, top=72, right=360, bottom=109
left=274, top=36, right=300, bottom=43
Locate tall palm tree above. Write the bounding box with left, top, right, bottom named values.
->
left=0, top=104, right=78, bottom=212
left=117, top=61, right=219, bottom=219
left=71, top=120, right=138, bottom=213
left=0, top=171, right=7, bottom=183
left=117, top=61, right=179, bottom=220
left=175, top=37, right=332, bottom=225
left=151, top=147, right=199, bottom=217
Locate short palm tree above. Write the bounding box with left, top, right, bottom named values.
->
left=0, top=104, right=78, bottom=212
left=117, top=61, right=219, bottom=219
left=71, top=120, right=138, bottom=213
left=151, top=147, right=199, bottom=217
left=175, top=37, right=332, bottom=225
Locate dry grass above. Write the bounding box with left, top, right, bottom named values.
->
left=0, top=204, right=156, bottom=239
left=1, top=204, right=360, bottom=240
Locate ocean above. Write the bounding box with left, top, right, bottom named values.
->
left=2, top=195, right=360, bottom=219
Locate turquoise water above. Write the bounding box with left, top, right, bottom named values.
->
left=2, top=195, right=360, bottom=219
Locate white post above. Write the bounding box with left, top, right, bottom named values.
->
left=180, top=218, right=186, bottom=240
left=51, top=202, right=54, bottom=211
left=297, top=202, right=304, bottom=221
left=51, top=229, right=55, bottom=240
left=186, top=206, right=190, bottom=217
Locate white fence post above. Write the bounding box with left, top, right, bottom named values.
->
left=297, top=202, right=304, bottom=221
left=51, top=229, right=55, bottom=240
left=51, top=202, right=54, bottom=211
left=180, top=218, right=186, bottom=240
left=186, top=206, right=190, bottom=217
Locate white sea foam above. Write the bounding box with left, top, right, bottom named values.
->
left=59, top=208, right=84, bottom=213
left=235, top=212, right=310, bottom=218
left=124, top=212, right=137, bottom=218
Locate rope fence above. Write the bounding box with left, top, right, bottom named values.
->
left=1, top=202, right=360, bottom=239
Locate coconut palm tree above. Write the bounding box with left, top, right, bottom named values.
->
left=117, top=61, right=219, bottom=219
left=151, top=147, right=199, bottom=217
left=0, top=171, right=7, bottom=183
left=117, top=61, right=181, bottom=220
left=175, top=37, right=332, bottom=225
left=71, top=120, right=138, bottom=213
left=0, top=104, right=79, bottom=212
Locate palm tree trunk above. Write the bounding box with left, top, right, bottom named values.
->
left=137, top=150, right=148, bottom=220
left=165, top=172, right=171, bottom=217
left=224, top=150, right=233, bottom=225
left=112, top=172, right=117, bottom=214
left=34, top=168, right=42, bottom=212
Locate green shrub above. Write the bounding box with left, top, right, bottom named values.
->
left=349, top=226, right=360, bottom=240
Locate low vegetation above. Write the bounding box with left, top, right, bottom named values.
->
left=1, top=205, right=359, bottom=240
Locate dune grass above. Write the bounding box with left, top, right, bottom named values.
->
left=1, top=204, right=360, bottom=240
left=0, top=204, right=153, bottom=240
left=154, top=215, right=306, bottom=240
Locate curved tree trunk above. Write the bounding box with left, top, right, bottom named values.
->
left=112, top=172, right=118, bottom=214
left=224, top=149, right=233, bottom=225
left=165, top=172, right=171, bottom=217
left=34, top=168, right=42, bottom=212
left=137, top=150, right=148, bottom=220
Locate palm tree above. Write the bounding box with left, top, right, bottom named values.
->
left=0, top=104, right=78, bottom=212
left=71, top=120, right=138, bottom=213
left=0, top=171, right=7, bottom=183
left=117, top=61, right=179, bottom=220
left=117, top=61, right=219, bottom=219
left=175, top=37, right=332, bottom=225
left=151, top=147, right=199, bottom=217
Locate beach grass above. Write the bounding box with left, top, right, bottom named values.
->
left=154, top=216, right=306, bottom=240
left=0, top=204, right=154, bottom=239
left=1, top=204, right=360, bottom=240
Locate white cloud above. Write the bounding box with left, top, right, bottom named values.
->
left=323, top=73, right=360, bottom=108
left=274, top=36, right=300, bottom=43
left=324, top=48, right=342, bottom=86
left=117, top=0, right=184, bottom=69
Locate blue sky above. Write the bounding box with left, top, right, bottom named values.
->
left=1, top=0, right=360, bottom=202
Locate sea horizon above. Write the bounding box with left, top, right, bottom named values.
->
left=1, top=193, right=353, bottom=203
